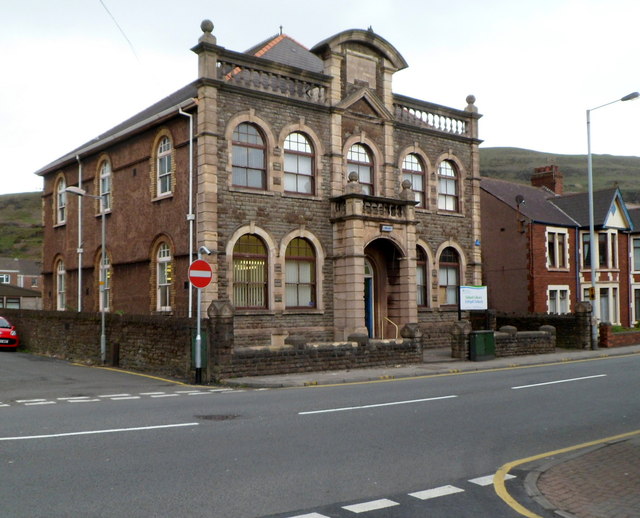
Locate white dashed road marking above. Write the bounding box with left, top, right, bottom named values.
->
left=409, top=484, right=465, bottom=500
left=469, top=473, right=515, bottom=486
left=342, top=498, right=400, bottom=513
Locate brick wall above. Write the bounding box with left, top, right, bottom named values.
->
left=599, top=323, right=640, bottom=348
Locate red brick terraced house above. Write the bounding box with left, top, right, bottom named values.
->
left=37, top=21, right=483, bottom=349
left=481, top=165, right=635, bottom=326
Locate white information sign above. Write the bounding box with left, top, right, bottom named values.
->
left=459, top=285, right=488, bottom=310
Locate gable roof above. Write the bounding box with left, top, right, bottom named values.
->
left=0, top=257, right=41, bottom=275
left=551, top=187, right=633, bottom=230
left=245, top=33, right=324, bottom=73
left=481, top=177, right=578, bottom=227
left=0, top=284, right=41, bottom=297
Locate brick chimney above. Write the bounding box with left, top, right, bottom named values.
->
left=531, top=165, right=563, bottom=194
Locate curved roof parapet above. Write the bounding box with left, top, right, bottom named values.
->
left=310, top=29, right=408, bottom=71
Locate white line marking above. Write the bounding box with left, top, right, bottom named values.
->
left=98, top=394, right=131, bottom=398
left=342, top=499, right=399, bottom=513
left=16, top=399, right=46, bottom=403
left=140, top=392, right=166, bottom=396
left=186, top=392, right=214, bottom=396
left=409, top=485, right=465, bottom=500
left=469, top=474, right=515, bottom=486
left=68, top=399, right=100, bottom=403
left=512, top=374, right=606, bottom=390
left=299, top=395, right=458, bottom=415
left=0, top=403, right=9, bottom=407
left=150, top=394, right=179, bottom=398
left=0, top=422, right=199, bottom=441
left=57, top=397, right=92, bottom=400
left=25, top=401, right=56, bottom=406
left=110, top=396, right=141, bottom=400
left=287, top=513, right=330, bottom=518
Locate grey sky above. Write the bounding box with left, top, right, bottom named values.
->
left=2, top=0, right=639, bottom=194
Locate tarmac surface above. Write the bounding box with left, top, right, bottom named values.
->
left=223, top=345, right=640, bottom=518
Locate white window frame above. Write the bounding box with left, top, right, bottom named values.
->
left=284, top=132, right=314, bottom=195
left=99, top=253, right=111, bottom=312
left=56, top=177, right=67, bottom=225
left=56, top=260, right=66, bottom=311
left=547, top=285, right=570, bottom=314
left=632, top=284, right=640, bottom=325
left=157, top=137, right=172, bottom=196
left=156, top=243, right=172, bottom=312
left=0, top=274, right=10, bottom=284
left=437, top=160, right=458, bottom=212
left=546, top=227, right=569, bottom=270
left=402, top=153, right=425, bottom=208
left=633, top=238, right=640, bottom=272
left=99, top=160, right=112, bottom=211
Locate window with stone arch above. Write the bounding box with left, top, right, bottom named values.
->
left=403, top=153, right=426, bottom=207
left=55, top=258, right=66, bottom=311
left=438, top=247, right=460, bottom=305
left=55, top=175, right=67, bottom=225
left=232, top=123, right=266, bottom=189
left=416, top=247, right=429, bottom=307
left=233, top=234, right=268, bottom=308
left=285, top=237, right=316, bottom=308
left=156, top=242, right=173, bottom=312
left=284, top=132, right=314, bottom=195
left=99, top=159, right=112, bottom=211
left=156, top=136, right=173, bottom=196
left=347, top=143, right=374, bottom=195
left=437, top=160, right=459, bottom=212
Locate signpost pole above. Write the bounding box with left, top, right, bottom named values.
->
left=188, top=256, right=213, bottom=385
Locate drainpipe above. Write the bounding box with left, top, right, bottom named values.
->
left=76, top=155, right=83, bottom=312
left=178, top=106, right=195, bottom=318
left=575, top=227, right=580, bottom=312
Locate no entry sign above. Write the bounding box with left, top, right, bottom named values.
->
left=188, top=259, right=213, bottom=288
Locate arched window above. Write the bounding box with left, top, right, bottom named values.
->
left=347, top=144, right=374, bottom=195
left=233, top=234, right=267, bottom=308
left=232, top=123, right=266, bottom=189
left=156, top=243, right=172, bottom=311
left=99, top=252, right=111, bottom=312
left=284, top=132, right=314, bottom=194
left=403, top=154, right=426, bottom=207
left=99, top=160, right=112, bottom=211
left=157, top=136, right=172, bottom=196
left=439, top=247, right=460, bottom=305
left=416, top=247, right=428, bottom=307
left=285, top=238, right=316, bottom=308
left=55, top=259, right=66, bottom=310
left=55, top=176, right=67, bottom=224
left=437, top=160, right=458, bottom=211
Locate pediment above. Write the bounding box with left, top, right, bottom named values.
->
left=604, top=197, right=632, bottom=229
left=337, top=87, right=393, bottom=121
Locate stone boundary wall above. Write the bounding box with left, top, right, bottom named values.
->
left=451, top=321, right=555, bottom=359
left=215, top=340, right=422, bottom=379
left=599, top=324, right=640, bottom=348
left=495, top=302, right=592, bottom=349
left=2, top=308, right=194, bottom=379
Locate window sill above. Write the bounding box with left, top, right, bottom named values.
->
left=436, top=210, right=464, bottom=217
left=53, top=222, right=67, bottom=228
left=228, top=187, right=275, bottom=196
left=282, top=308, right=324, bottom=315
left=152, top=193, right=173, bottom=202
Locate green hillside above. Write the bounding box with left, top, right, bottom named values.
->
left=0, top=192, right=43, bottom=260
left=480, top=147, right=640, bottom=203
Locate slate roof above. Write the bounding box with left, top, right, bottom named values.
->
left=0, top=284, right=41, bottom=297
left=629, top=208, right=640, bottom=232
left=245, top=34, right=324, bottom=73
left=0, top=257, right=41, bottom=275
left=550, top=187, right=625, bottom=228
left=481, top=177, right=578, bottom=227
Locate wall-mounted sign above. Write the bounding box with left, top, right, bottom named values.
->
left=459, top=285, right=488, bottom=310
left=380, top=224, right=393, bottom=232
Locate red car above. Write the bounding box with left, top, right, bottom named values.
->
left=0, top=316, right=19, bottom=351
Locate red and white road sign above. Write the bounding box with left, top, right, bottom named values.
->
left=188, top=259, right=213, bottom=288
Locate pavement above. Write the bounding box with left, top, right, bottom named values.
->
left=222, top=344, right=640, bottom=518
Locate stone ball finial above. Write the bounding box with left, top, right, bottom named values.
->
left=465, top=94, right=478, bottom=113
left=201, top=19, right=214, bottom=34
left=348, top=171, right=359, bottom=182
left=466, top=94, right=476, bottom=105
left=402, top=179, right=412, bottom=190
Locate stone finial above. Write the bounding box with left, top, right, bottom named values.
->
left=199, top=19, right=217, bottom=44
left=400, top=179, right=416, bottom=201
left=465, top=94, right=478, bottom=113
left=346, top=171, right=363, bottom=194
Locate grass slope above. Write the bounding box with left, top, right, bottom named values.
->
left=0, top=192, right=43, bottom=260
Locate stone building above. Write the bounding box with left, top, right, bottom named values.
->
left=37, top=21, right=482, bottom=349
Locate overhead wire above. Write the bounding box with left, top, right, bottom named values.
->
left=98, top=0, right=141, bottom=63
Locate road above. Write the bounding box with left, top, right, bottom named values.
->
left=1, top=350, right=639, bottom=517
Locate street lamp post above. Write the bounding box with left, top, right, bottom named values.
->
left=586, top=91, right=639, bottom=349
left=66, top=186, right=107, bottom=364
